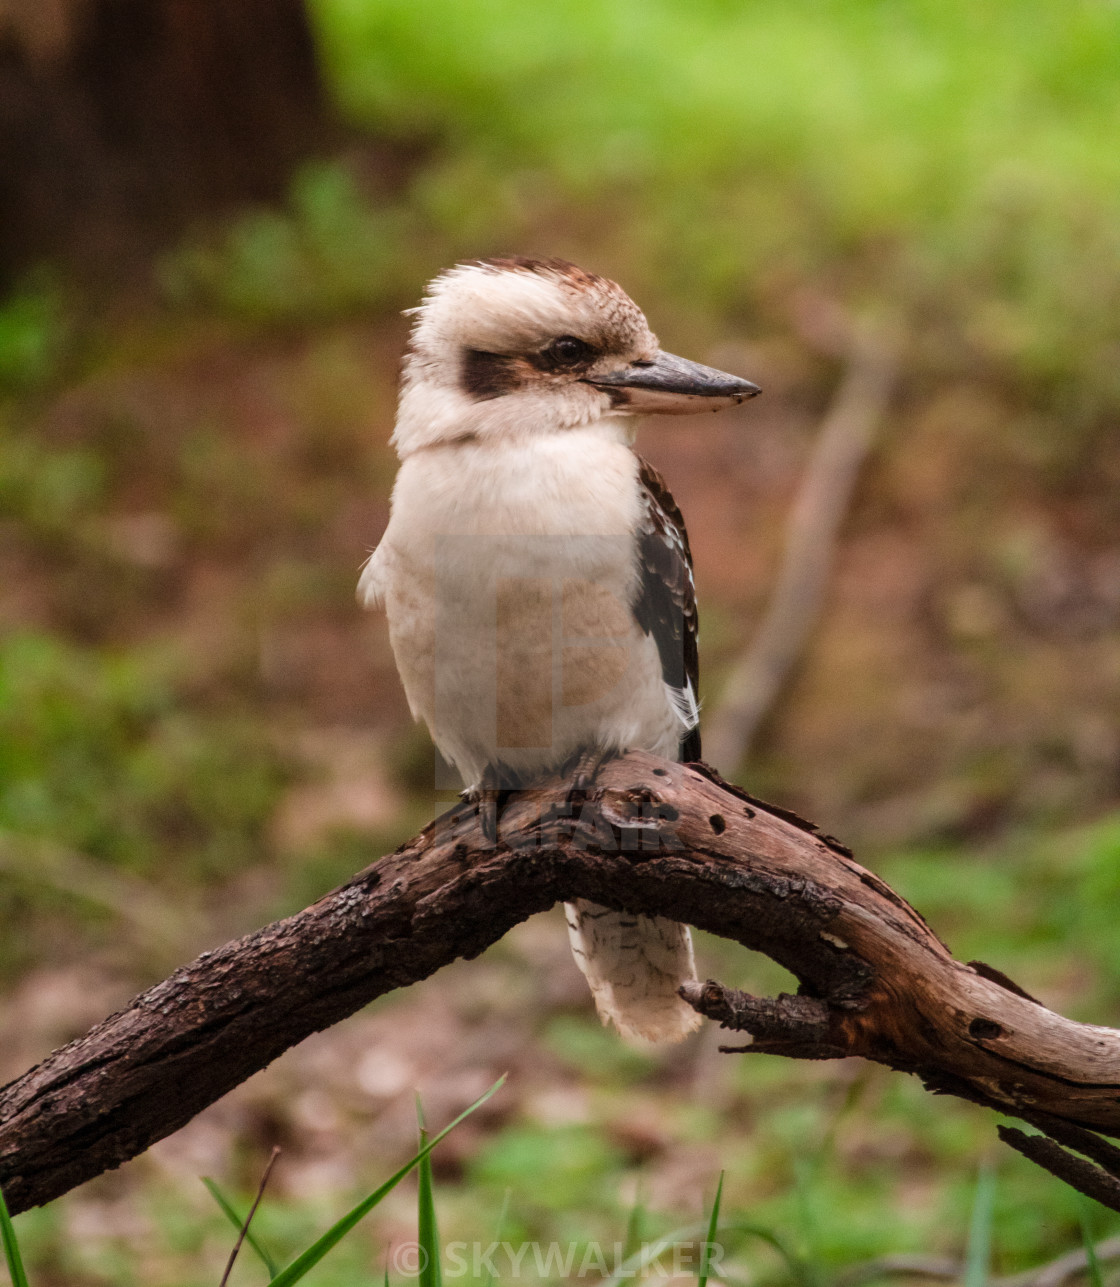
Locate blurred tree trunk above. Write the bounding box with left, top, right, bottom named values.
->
left=0, top=0, right=328, bottom=287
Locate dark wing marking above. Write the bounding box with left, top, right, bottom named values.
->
left=632, top=457, right=701, bottom=762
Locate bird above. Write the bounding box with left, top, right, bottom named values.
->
left=359, top=257, right=759, bottom=1043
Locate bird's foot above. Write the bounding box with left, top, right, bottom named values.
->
left=566, top=747, right=617, bottom=802
left=461, top=770, right=511, bottom=845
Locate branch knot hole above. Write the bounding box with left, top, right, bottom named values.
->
left=969, top=1017, right=1004, bottom=1041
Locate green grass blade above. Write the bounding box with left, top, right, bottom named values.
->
left=416, top=1096, right=442, bottom=1287
left=0, top=1183, right=30, bottom=1287
left=602, top=1219, right=709, bottom=1287
left=791, top=1156, right=823, bottom=1287
left=602, top=1219, right=796, bottom=1287
left=963, top=1163, right=996, bottom=1287
left=483, top=1190, right=511, bottom=1287
left=269, top=1074, right=505, bottom=1287
left=202, top=1176, right=280, bottom=1279
left=1078, top=1199, right=1104, bottom=1287
left=698, top=1172, right=725, bottom=1287
left=726, top=1225, right=805, bottom=1287
left=622, top=1183, right=645, bottom=1263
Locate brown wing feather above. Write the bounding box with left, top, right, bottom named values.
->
left=632, top=457, right=701, bottom=761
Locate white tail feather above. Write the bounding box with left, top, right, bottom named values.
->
left=564, top=899, right=702, bottom=1043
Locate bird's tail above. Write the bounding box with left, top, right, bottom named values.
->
left=564, top=900, right=703, bottom=1043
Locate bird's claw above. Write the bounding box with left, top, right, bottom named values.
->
left=461, top=777, right=502, bottom=844
left=566, top=748, right=615, bottom=804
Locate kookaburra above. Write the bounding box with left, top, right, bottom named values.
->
left=360, top=257, right=759, bottom=1042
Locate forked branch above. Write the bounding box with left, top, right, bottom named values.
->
left=1, top=752, right=1119, bottom=1214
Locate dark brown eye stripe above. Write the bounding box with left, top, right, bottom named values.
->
left=460, top=336, right=599, bottom=400
left=460, top=349, right=523, bottom=400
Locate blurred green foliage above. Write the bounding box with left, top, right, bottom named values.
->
left=310, top=0, right=1120, bottom=421
left=879, top=814, right=1120, bottom=1019
left=0, top=433, right=104, bottom=536
left=160, top=162, right=417, bottom=324
left=0, top=280, right=65, bottom=392
left=0, top=632, right=289, bottom=882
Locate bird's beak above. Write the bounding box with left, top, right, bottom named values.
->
left=587, top=351, right=760, bottom=415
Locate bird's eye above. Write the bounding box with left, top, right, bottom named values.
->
left=543, top=335, right=594, bottom=368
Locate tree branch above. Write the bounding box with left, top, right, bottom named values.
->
left=704, top=312, right=898, bottom=772
left=2, top=752, right=1119, bottom=1215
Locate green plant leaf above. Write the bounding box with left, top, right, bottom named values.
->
left=1078, top=1198, right=1103, bottom=1287
left=269, top=1074, right=505, bottom=1286
left=416, top=1096, right=442, bottom=1287
left=602, top=1218, right=799, bottom=1287
left=202, top=1176, right=279, bottom=1279
left=698, top=1171, right=724, bottom=1287
left=483, top=1189, right=511, bottom=1287
left=964, top=1163, right=997, bottom=1287
left=622, top=1183, right=645, bottom=1264
left=0, top=1183, right=30, bottom=1287
left=791, top=1155, right=823, bottom=1287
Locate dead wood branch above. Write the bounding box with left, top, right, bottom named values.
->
left=704, top=317, right=898, bottom=773
left=2, top=752, right=1120, bottom=1216
left=834, top=1237, right=1120, bottom=1287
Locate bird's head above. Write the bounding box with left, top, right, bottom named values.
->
left=392, top=257, right=760, bottom=455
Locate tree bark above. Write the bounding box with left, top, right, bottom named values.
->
left=0, top=0, right=327, bottom=285
left=2, top=751, right=1120, bottom=1215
